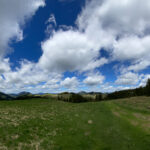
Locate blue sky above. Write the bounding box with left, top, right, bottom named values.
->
left=0, top=0, right=150, bottom=93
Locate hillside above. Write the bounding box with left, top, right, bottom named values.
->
left=0, top=96, right=149, bottom=149
left=0, top=92, right=13, bottom=100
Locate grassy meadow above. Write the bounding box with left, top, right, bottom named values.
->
left=0, top=97, right=150, bottom=150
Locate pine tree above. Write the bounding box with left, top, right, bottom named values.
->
left=146, top=79, right=150, bottom=96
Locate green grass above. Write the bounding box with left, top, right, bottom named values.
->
left=0, top=97, right=150, bottom=150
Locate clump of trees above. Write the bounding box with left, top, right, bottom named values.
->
left=58, top=92, right=105, bottom=103
left=95, top=94, right=103, bottom=101
left=69, top=93, right=87, bottom=103
left=58, top=93, right=87, bottom=103
left=106, top=89, right=134, bottom=100
left=76, top=79, right=150, bottom=102
left=105, top=79, right=150, bottom=100
left=57, top=79, right=150, bottom=103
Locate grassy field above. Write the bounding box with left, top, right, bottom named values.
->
left=0, top=97, right=150, bottom=150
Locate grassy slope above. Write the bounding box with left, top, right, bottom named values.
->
left=0, top=97, right=150, bottom=150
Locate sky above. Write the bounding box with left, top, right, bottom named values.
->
left=0, top=0, right=150, bottom=94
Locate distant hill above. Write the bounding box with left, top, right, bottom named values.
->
left=9, top=94, right=18, bottom=97
left=78, top=91, right=87, bottom=95
left=18, top=91, right=31, bottom=96
left=0, top=92, right=13, bottom=100
left=15, top=92, right=34, bottom=100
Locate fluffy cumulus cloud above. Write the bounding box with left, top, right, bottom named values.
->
left=0, top=0, right=47, bottom=93
left=60, top=77, right=79, bottom=89
left=115, top=72, right=140, bottom=86
left=39, top=30, right=108, bottom=72
left=0, top=0, right=45, bottom=57
left=90, top=0, right=150, bottom=36
left=77, top=0, right=150, bottom=89
left=77, top=0, right=150, bottom=71
left=83, top=73, right=105, bottom=86
left=0, top=61, right=62, bottom=93
left=113, top=36, right=150, bottom=61
left=1, top=0, right=150, bottom=93
left=0, top=58, right=11, bottom=74
left=39, top=0, right=150, bottom=75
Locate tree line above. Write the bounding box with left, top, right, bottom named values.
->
left=57, top=79, right=150, bottom=103
left=1, top=79, right=150, bottom=102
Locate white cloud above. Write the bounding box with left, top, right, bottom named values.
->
left=127, top=60, right=150, bottom=72
left=77, top=0, right=150, bottom=72
left=59, top=25, right=73, bottom=31
left=83, top=73, right=105, bottom=86
left=0, top=0, right=45, bottom=57
left=0, top=58, right=11, bottom=74
left=45, top=14, right=57, bottom=36
left=78, top=0, right=150, bottom=36
left=60, top=77, right=79, bottom=89
left=46, top=14, right=57, bottom=26
left=0, top=0, right=46, bottom=93
left=4, top=61, right=61, bottom=86
left=97, top=0, right=150, bottom=36
left=115, top=72, right=139, bottom=85
left=113, top=36, right=150, bottom=61
left=39, top=30, right=104, bottom=72
left=0, top=60, right=62, bottom=93
left=82, top=58, right=108, bottom=72
left=40, top=0, right=150, bottom=75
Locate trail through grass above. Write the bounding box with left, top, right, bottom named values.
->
left=0, top=97, right=150, bottom=149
